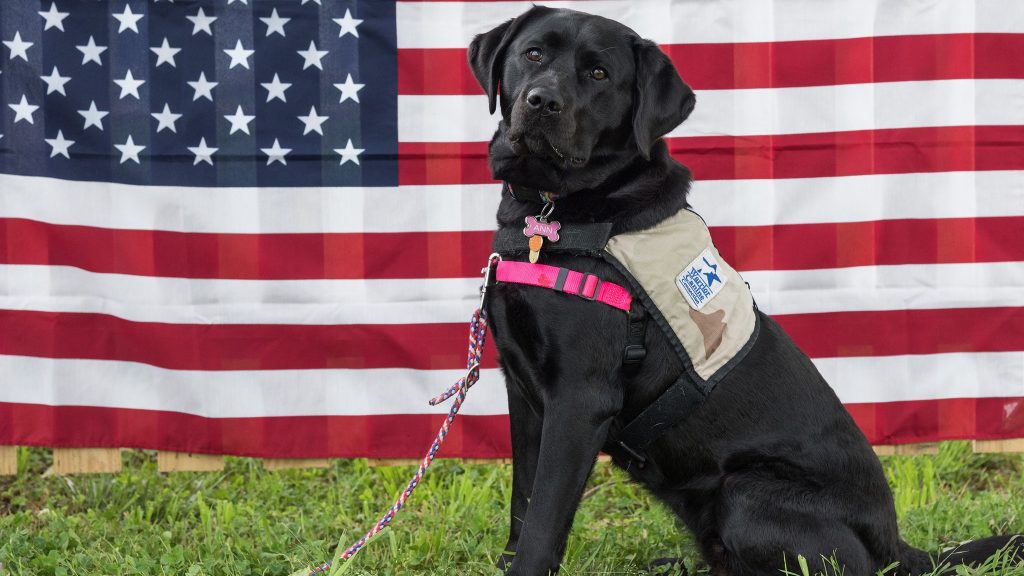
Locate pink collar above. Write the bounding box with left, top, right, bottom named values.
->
left=495, top=260, right=632, bottom=312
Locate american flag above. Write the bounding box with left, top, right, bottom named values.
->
left=1, top=0, right=1022, bottom=459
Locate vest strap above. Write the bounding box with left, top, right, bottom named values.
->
left=623, top=305, right=647, bottom=365
left=495, top=261, right=632, bottom=312
left=615, top=375, right=705, bottom=468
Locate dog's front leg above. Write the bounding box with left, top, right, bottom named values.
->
left=504, top=396, right=616, bottom=575
left=498, top=383, right=543, bottom=570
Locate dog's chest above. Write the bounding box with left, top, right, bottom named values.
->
left=485, top=267, right=632, bottom=402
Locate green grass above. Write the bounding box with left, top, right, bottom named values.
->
left=1, top=442, right=1022, bottom=575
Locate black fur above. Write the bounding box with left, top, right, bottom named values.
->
left=469, top=7, right=1023, bottom=576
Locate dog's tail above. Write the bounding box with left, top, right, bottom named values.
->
left=897, top=535, right=1024, bottom=575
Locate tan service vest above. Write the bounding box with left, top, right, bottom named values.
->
left=605, top=208, right=758, bottom=382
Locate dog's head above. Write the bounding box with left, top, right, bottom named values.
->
left=469, top=6, right=695, bottom=195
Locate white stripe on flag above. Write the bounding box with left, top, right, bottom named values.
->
left=744, top=263, right=1024, bottom=315
left=397, top=80, right=1024, bottom=143
left=1, top=350, right=1021, bottom=417
left=818, top=351, right=1024, bottom=405
left=0, top=355, right=509, bottom=417
left=0, top=174, right=499, bottom=234
left=690, top=171, right=1024, bottom=228
left=4, top=170, right=1022, bottom=234
left=396, top=0, right=1024, bottom=49
left=2, top=262, right=1022, bottom=325
left=0, top=265, right=480, bottom=325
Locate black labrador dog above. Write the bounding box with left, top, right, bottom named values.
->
left=469, top=6, right=1022, bottom=576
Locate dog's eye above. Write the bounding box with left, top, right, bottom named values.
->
left=591, top=67, right=608, bottom=80
left=525, top=48, right=543, bottom=62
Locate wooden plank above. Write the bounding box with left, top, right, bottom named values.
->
left=53, top=448, right=122, bottom=474
left=973, top=439, right=1024, bottom=453
left=0, top=446, right=17, bottom=476
left=463, top=458, right=513, bottom=465
left=873, top=443, right=939, bottom=456
left=263, top=458, right=330, bottom=470
left=367, top=458, right=420, bottom=467
left=157, top=452, right=225, bottom=472
left=460, top=455, right=607, bottom=465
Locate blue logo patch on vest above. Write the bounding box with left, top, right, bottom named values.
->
left=676, top=248, right=729, bottom=311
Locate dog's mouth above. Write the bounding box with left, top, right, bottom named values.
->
left=548, top=143, right=587, bottom=167
left=509, top=132, right=587, bottom=168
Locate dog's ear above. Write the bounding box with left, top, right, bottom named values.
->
left=468, top=7, right=547, bottom=114
left=632, top=39, right=696, bottom=160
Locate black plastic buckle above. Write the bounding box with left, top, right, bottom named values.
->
left=623, top=345, right=647, bottom=364
left=577, top=274, right=601, bottom=301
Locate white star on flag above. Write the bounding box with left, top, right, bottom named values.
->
left=151, top=103, right=183, bottom=133
left=186, top=7, right=217, bottom=36
left=188, top=137, right=218, bottom=166
left=38, top=3, right=70, bottom=32
left=260, top=8, right=290, bottom=37
left=114, top=69, right=145, bottom=100
left=297, top=106, right=329, bottom=135
left=76, top=36, right=106, bottom=66
left=78, top=101, right=108, bottom=130
left=115, top=135, right=145, bottom=164
left=297, top=40, right=328, bottom=70
left=3, top=32, right=33, bottom=62
left=261, top=73, right=291, bottom=103
left=44, top=130, right=75, bottom=159
left=150, top=38, right=181, bottom=67
left=334, top=74, right=365, bottom=104
left=333, top=9, right=362, bottom=38
left=40, top=66, right=71, bottom=96
left=224, top=39, right=255, bottom=69
left=188, top=72, right=218, bottom=101
left=261, top=139, right=291, bottom=165
left=334, top=139, right=364, bottom=166
left=224, top=105, right=255, bottom=135
left=112, top=4, right=144, bottom=34
left=8, top=95, right=39, bottom=124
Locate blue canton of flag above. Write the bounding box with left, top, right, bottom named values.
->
left=0, top=0, right=397, bottom=187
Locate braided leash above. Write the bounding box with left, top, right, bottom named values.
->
left=308, top=254, right=500, bottom=575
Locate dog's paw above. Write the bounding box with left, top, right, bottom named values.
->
left=496, top=549, right=516, bottom=572
left=645, top=557, right=688, bottom=575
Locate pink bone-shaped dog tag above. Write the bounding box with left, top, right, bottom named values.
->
left=523, top=216, right=561, bottom=242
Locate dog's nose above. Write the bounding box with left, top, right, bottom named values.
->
left=526, top=87, right=562, bottom=113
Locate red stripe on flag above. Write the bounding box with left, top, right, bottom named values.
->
left=1, top=307, right=1021, bottom=370
left=774, top=307, right=1024, bottom=359
left=399, top=34, right=1024, bottom=94
left=0, top=310, right=500, bottom=370
left=400, top=48, right=482, bottom=96
left=398, top=125, right=1024, bottom=185
left=2, top=397, right=1023, bottom=457
left=712, top=217, right=1024, bottom=272
left=0, top=218, right=494, bottom=279
left=671, top=33, right=1024, bottom=90
left=846, top=396, right=1024, bottom=447
left=4, top=216, right=1022, bottom=279
left=0, top=403, right=513, bottom=459
left=398, top=141, right=495, bottom=187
